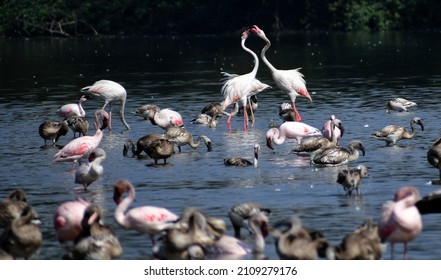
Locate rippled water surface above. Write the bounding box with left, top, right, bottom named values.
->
left=1, top=31, right=441, bottom=260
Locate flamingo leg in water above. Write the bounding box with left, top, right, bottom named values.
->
left=248, top=98, right=255, bottom=127
left=292, top=101, right=302, bottom=122
left=243, top=104, right=248, bottom=131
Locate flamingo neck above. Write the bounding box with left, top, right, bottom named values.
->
left=114, top=185, right=135, bottom=228
left=78, top=100, right=86, bottom=117
left=272, top=128, right=286, bottom=145
left=260, top=36, right=278, bottom=74
left=241, top=36, right=259, bottom=79
left=253, top=150, right=259, bottom=168
left=119, top=95, right=130, bottom=130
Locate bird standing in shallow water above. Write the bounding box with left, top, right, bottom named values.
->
left=311, top=140, right=365, bottom=167
left=56, top=95, right=88, bottom=119
left=221, top=28, right=270, bottom=131
left=75, top=148, right=106, bottom=190
left=386, top=98, right=417, bottom=113
left=39, top=121, right=69, bottom=146
left=378, top=186, right=422, bottom=259
left=81, top=80, right=130, bottom=131
left=266, top=121, right=322, bottom=150
left=336, top=165, right=369, bottom=196
left=250, top=25, right=312, bottom=122
left=371, top=117, right=424, bottom=146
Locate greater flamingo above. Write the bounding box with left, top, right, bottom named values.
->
left=147, top=107, right=184, bottom=129
left=53, top=110, right=104, bottom=169
left=66, top=116, right=89, bottom=138
left=265, top=121, right=321, bottom=150
left=113, top=179, right=178, bottom=245
left=81, top=80, right=130, bottom=131
left=56, top=95, right=88, bottom=119
left=144, top=138, right=175, bottom=164
left=224, top=143, right=260, bottom=167
left=250, top=25, right=312, bottom=122
left=74, top=147, right=106, bottom=190
left=427, top=136, right=441, bottom=183
left=311, top=140, right=365, bottom=167
left=0, top=189, right=28, bottom=229
left=228, top=202, right=271, bottom=238
left=371, top=117, right=424, bottom=146
left=221, top=28, right=270, bottom=131
left=0, top=205, right=42, bottom=259
left=132, top=104, right=160, bottom=120
left=336, top=165, right=369, bottom=196
left=386, top=98, right=417, bottom=113
left=53, top=197, right=89, bottom=243
left=69, top=204, right=122, bottom=260
left=38, top=121, right=69, bottom=146
left=322, top=115, right=344, bottom=144
left=123, top=134, right=163, bottom=157
left=378, top=186, right=422, bottom=259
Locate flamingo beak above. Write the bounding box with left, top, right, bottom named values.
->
left=266, top=137, right=274, bottom=150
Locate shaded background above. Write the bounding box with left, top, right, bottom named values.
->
left=1, top=0, right=441, bottom=38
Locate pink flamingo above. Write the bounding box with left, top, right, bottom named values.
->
left=378, top=186, right=422, bottom=259
left=53, top=197, right=89, bottom=243
left=113, top=179, right=178, bottom=245
left=53, top=110, right=104, bottom=169
left=56, top=95, right=88, bottom=119
left=322, top=115, right=344, bottom=145
left=250, top=25, right=312, bottom=122
left=81, top=80, right=130, bottom=131
left=221, top=28, right=270, bottom=131
left=266, top=121, right=322, bottom=150
left=147, top=107, right=184, bottom=129
left=74, top=147, right=106, bottom=190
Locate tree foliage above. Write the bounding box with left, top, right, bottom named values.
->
left=0, top=0, right=440, bottom=37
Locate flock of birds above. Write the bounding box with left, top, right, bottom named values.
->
left=2, top=25, right=441, bottom=260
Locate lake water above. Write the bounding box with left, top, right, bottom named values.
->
left=1, top=31, right=441, bottom=260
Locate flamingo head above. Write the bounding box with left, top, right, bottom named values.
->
left=394, top=186, right=420, bottom=203
left=241, top=28, right=250, bottom=40
left=249, top=25, right=265, bottom=37
left=265, top=129, right=276, bottom=150
left=80, top=95, right=89, bottom=102
left=113, top=180, right=129, bottom=205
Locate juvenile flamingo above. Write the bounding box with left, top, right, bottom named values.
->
left=224, top=144, right=260, bottom=167
left=81, top=80, right=130, bottom=131
left=228, top=202, right=271, bottom=238
left=0, top=189, right=29, bottom=229
left=250, top=25, right=312, bottom=122
left=266, top=121, right=322, bottom=150
left=74, top=148, right=106, bottom=190
left=38, top=120, right=69, bottom=146
left=113, top=179, right=178, bottom=245
left=378, top=186, right=422, bottom=259
left=371, top=117, right=424, bottom=146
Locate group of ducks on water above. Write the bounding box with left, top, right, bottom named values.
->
left=26, top=25, right=441, bottom=260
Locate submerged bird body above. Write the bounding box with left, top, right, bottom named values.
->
left=386, top=98, right=417, bottom=113
left=311, top=140, right=365, bottom=167
left=371, top=117, right=424, bottom=146
left=224, top=144, right=260, bottom=167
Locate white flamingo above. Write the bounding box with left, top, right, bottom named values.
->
left=221, top=28, right=269, bottom=131
left=81, top=80, right=130, bottom=131
left=56, top=95, right=88, bottom=119
left=250, top=25, right=312, bottom=122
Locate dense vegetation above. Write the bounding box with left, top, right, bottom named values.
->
left=1, top=0, right=440, bottom=37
